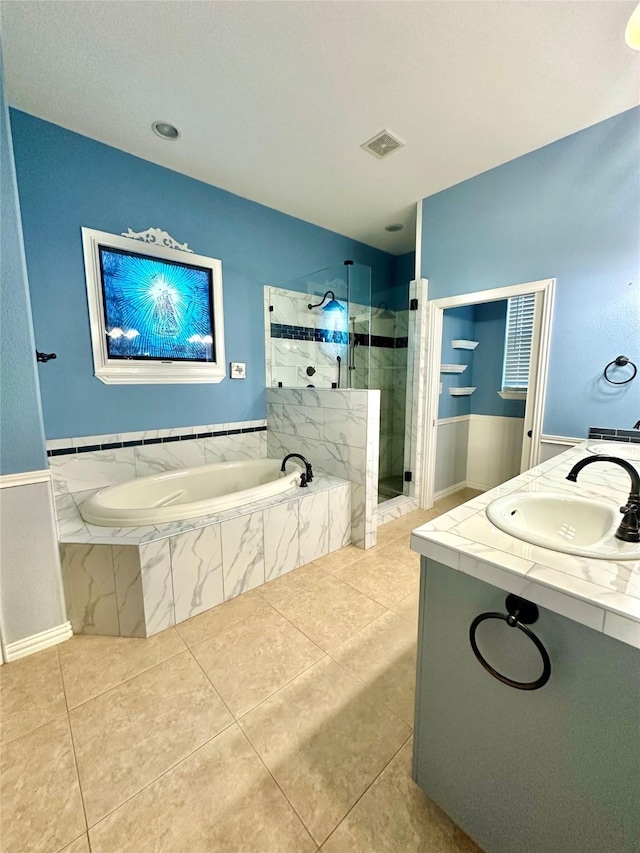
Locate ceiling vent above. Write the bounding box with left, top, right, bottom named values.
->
left=361, top=129, right=404, bottom=160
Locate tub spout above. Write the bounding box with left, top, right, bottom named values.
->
left=281, top=453, right=313, bottom=486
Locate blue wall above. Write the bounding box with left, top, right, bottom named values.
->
left=422, top=107, right=640, bottom=438
left=439, top=306, right=476, bottom=419
left=471, top=301, right=525, bottom=419
left=10, top=110, right=397, bottom=439
left=0, top=67, right=48, bottom=473
left=372, top=250, right=414, bottom=312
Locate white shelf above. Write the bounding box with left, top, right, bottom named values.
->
left=440, top=364, right=467, bottom=374
left=449, top=387, right=476, bottom=396
left=451, top=340, right=479, bottom=350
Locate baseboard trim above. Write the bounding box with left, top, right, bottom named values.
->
left=4, top=621, right=72, bottom=662
left=434, top=481, right=468, bottom=500
left=465, top=479, right=488, bottom=491
left=0, top=468, right=51, bottom=490
left=434, top=480, right=487, bottom=500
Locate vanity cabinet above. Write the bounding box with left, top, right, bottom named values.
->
left=413, top=559, right=640, bottom=853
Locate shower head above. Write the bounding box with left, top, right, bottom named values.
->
left=308, top=290, right=345, bottom=312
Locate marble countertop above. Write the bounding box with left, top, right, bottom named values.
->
left=411, top=441, right=640, bottom=650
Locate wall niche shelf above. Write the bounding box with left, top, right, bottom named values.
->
left=449, top=386, right=476, bottom=396
left=451, top=340, right=479, bottom=350
left=440, top=364, right=467, bottom=374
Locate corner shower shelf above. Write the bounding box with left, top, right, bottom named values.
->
left=449, top=387, right=476, bottom=396
left=440, top=364, right=467, bottom=374
left=451, top=340, right=479, bottom=350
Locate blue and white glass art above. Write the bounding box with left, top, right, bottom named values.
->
left=99, top=246, right=215, bottom=361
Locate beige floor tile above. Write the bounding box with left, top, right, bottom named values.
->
left=70, top=650, right=232, bottom=826
left=0, top=716, right=85, bottom=853
left=378, top=509, right=440, bottom=542
left=321, top=740, right=481, bottom=853
left=433, top=489, right=482, bottom=515
left=59, top=628, right=186, bottom=709
left=60, top=835, right=90, bottom=853
left=274, top=575, right=385, bottom=651
left=335, top=552, right=419, bottom=608
left=240, top=657, right=411, bottom=845
left=192, top=606, right=324, bottom=717
left=313, top=545, right=365, bottom=574
left=257, top=561, right=327, bottom=604
left=330, top=611, right=417, bottom=726
left=89, top=724, right=316, bottom=853
left=389, top=590, right=420, bottom=633
left=0, top=647, right=66, bottom=743
left=375, top=540, right=421, bottom=570
left=175, top=589, right=267, bottom=647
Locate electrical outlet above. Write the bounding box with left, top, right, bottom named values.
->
left=230, top=362, right=246, bottom=379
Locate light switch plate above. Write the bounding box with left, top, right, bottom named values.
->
left=230, top=362, right=246, bottom=379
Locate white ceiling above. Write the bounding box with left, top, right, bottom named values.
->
left=2, top=1, right=638, bottom=254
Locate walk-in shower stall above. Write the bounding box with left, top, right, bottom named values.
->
left=264, top=260, right=413, bottom=506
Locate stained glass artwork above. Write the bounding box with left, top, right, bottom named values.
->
left=99, top=246, right=215, bottom=361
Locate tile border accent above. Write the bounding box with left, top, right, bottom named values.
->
left=270, top=322, right=408, bottom=350
left=4, top=620, right=73, bottom=662
left=588, top=426, right=640, bottom=444
left=47, top=423, right=267, bottom=457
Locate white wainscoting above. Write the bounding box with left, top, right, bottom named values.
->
left=434, top=416, right=470, bottom=496
left=0, top=470, right=69, bottom=661
left=539, top=434, right=582, bottom=462
left=467, top=415, right=525, bottom=491
left=434, top=414, right=525, bottom=497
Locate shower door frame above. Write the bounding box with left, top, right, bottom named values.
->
left=419, top=277, right=556, bottom=510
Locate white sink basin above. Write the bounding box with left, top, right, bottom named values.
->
left=486, top=492, right=640, bottom=560
left=587, top=442, right=640, bottom=461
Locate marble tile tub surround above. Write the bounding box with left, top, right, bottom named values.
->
left=59, top=475, right=351, bottom=637
left=47, top=420, right=267, bottom=495
left=266, top=387, right=380, bottom=549
left=411, top=442, right=640, bottom=650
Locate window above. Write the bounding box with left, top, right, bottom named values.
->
left=500, top=293, right=535, bottom=398
left=82, top=227, right=225, bottom=384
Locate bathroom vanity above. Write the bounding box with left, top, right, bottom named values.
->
left=411, top=442, right=640, bottom=853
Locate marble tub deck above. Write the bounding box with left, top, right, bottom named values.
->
left=56, top=473, right=353, bottom=638
left=0, top=499, right=480, bottom=853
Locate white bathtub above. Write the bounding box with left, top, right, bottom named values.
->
left=81, top=458, right=303, bottom=527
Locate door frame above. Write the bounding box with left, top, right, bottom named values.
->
left=420, top=278, right=555, bottom=509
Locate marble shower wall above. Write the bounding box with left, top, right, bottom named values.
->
left=47, top=420, right=268, bottom=495
left=60, top=476, right=351, bottom=637
left=266, top=387, right=380, bottom=548
left=264, top=286, right=349, bottom=389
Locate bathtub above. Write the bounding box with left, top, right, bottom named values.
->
left=81, top=458, right=303, bottom=527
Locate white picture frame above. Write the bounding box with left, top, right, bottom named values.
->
left=81, top=227, right=226, bottom=385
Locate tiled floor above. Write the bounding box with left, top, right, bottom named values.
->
left=0, top=493, right=482, bottom=853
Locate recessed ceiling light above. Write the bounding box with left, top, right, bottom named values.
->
left=385, top=223, right=404, bottom=232
left=152, top=121, right=181, bottom=140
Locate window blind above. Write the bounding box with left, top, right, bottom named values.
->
left=502, top=294, right=535, bottom=391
